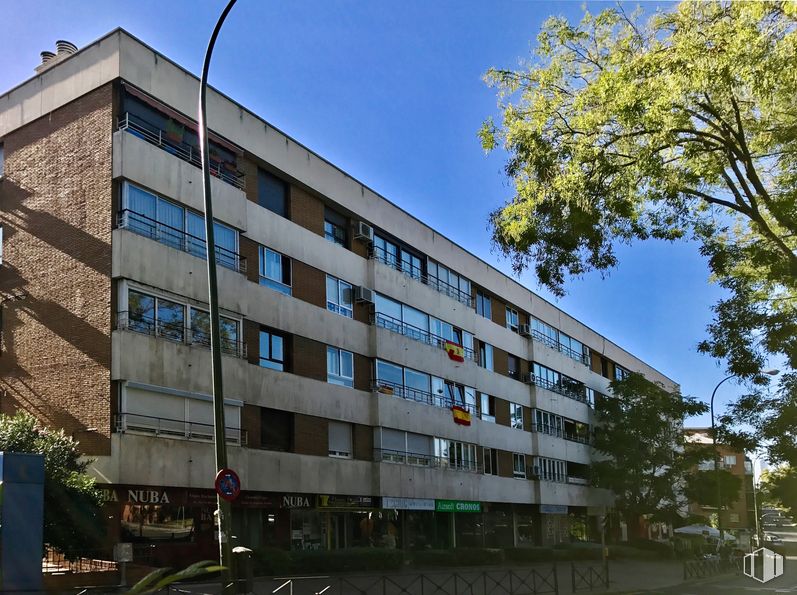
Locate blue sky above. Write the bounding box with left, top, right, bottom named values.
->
left=1, top=0, right=765, bottom=427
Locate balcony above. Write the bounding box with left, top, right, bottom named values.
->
left=371, top=311, right=477, bottom=362
left=116, top=310, right=247, bottom=359
left=118, top=209, right=247, bottom=274
left=115, top=413, right=247, bottom=446
left=531, top=423, right=591, bottom=445
left=117, top=112, right=245, bottom=190
left=530, top=329, right=590, bottom=367
left=372, top=379, right=478, bottom=415
left=369, top=244, right=474, bottom=308
left=523, top=373, right=590, bottom=405
left=374, top=448, right=482, bottom=473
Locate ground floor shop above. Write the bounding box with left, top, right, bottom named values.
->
left=97, top=485, right=601, bottom=566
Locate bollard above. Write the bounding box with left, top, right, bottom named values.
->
left=232, top=546, right=254, bottom=594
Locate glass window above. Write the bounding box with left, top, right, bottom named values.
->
left=461, top=331, right=474, bottom=354
left=258, top=169, right=287, bottom=217
left=464, top=386, right=477, bottom=411
left=484, top=448, right=498, bottom=475
left=327, top=346, right=354, bottom=387
left=479, top=342, right=494, bottom=371
left=533, top=362, right=560, bottom=388
left=614, top=365, right=630, bottom=381
left=480, top=394, right=496, bottom=422
left=259, top=330, right=285, bottom=371
left=261, top=407, right=293, bottom=451
left=186, top=212, right=238, bottom=269
left=508, top=355, right=519, bottom=379
left=374, top=235, right=399, bottom=268
left=328, top=421, right=352, bottom=458
left=156, top=298, right=185, bottom=342
left=404, top=368, right=431, bottom=399
left=724, top=455, right=737, bottom=467
left=532, top=318, right=559, bottom=349
left=506, top=307, right=519, bottom=332
left=190, top=309, right=239, bottom=354
left=401, top=251, right=422, bottom=280
left=513, top=454, right=526, bottom=479
left=259, top=246, right=291, bottom=295
left=510, top=403, right=524, bottom=429
left=376, top=359, right=403, bottom=389
left=374, top=293, right=402, bottom=329
left=326, top=275, right=353, bottom=318
left=476, top=290, right=491, bottom=319
left=402, top=304, right=429, bottom=339
left=324, top=220, right=347, bottom=246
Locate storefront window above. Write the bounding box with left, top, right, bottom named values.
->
left=291, top=510, right=324, bottom=550
left=516, top=511, right=537, bottom=547
left=455, top=512, right=483, bottom=547
left=484, top=507, right=514, bottom=547
left=121, top=503, right=199, bottom=542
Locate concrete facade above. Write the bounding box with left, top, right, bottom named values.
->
left=0, top=29, right=678, bottom=560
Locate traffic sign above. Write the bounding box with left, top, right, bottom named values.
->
left=214, top=468, right=241, bottom=502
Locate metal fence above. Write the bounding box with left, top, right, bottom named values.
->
left=570, top=561, right=609, bottom=592
left=42, top=548, right=116, bottom=574
left=683, top=557, right=742, bottom=580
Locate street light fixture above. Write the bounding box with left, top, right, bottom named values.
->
left=710, top=369, right=779, bottom=546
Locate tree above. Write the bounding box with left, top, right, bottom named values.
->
left=683, top=469, right=744, bottom=512
left=0, top=412, right=105, bottom=554
left=759, top=466, right=797, bottom=517
left=591, top=373, right=708, bottom=537
left=479, top=1, right=797, bottom=461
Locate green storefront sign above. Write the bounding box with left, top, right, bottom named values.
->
left=435, top=499, right=481, bottom=513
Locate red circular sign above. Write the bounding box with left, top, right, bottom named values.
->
left=214, top=468, right=241, bottom=502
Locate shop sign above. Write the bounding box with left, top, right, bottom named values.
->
left=281, top=494, right=313, bottom=509
left=435, top=500, right=481, bottom=513
left=317, top=495, right=375, bottom=509
left=540, top=504, right=568, bottom=515
left=382, top=497, right=435, bottom=511
left=127, top=488, right=171, bottom=504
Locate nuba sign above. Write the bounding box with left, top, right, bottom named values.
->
left=127, top=489, right=170, bottom=504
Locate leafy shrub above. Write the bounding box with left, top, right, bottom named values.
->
left=412, top=549, right=458, bottom=567
left=453, top=548, right=505, bottom=566
left=504, top=547, right=557, bottom=563
left=290, top=548, right=404, bottom=574
left=552, top=542, right=602, bottom=561
left=252, top=547, right=293, bottom=576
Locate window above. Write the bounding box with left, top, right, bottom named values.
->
left=508, top=355, right=520, bottom=379
left=614, top=365, right=630, bottom=381
left=560, top=374, right=585, bottom=400
left=584, top=387, right=596, bottom=407
left=189, top=308, right=239, bottom=354
left=484, top=448, right=498, bottom=476
left=513, top=454, right=526, bottom=479
left=326, top=275, right=353, bottom=318
left=128, top=290, right=185, bottom=342
left=506, top=307, right=519, bottom=332
left=535, top=409, right=563, bottom=436
left=186, top=211, right=238, bottom=269
left=377, top=427, right=432, bottom=465
left=724, top=455, right=737, bottom=467
left=261, top=408, right=293, bottom=451
left=534, top=457, right=567, bottom=482
left=259, top=329, right=285, bottom=371
left=476, top=290, right=491, bottom=319
left=258, top=169, right=288, bottom=217
left=510, top=403, right=524, bottom=429
left=258, top=246, right=291, bottom=294
left=479, top=342, right=494, bottom=371
left=324, top=207, right=348, bottom=247
left=560, top=332, right=589, bottom=363
left=328, top=421, right=352, bottom=458
left=434, top=438, right=478, bottom=472
left=427, top=259, right=470, bottom=300
left=531, top=318, right=558, bottom=349
left=480, top=394, right=496, bottom=422
left=532, top=362, right=560, bottom=389
left=327, top=346, right=354, bottom=387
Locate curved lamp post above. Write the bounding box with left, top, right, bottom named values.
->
left=710, top=369, right=778, bottom=545
left=198, top=0, right=238, bottom=591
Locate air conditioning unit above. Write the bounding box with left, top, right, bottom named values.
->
left=519, top=323, right=531, bottom=337
left=355, top=285, right=375, bottom=304
left=355, top=221, right=374, bottom=243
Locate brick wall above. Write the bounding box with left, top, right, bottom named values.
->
left=353, top=423, right=373, bottom=461
left=241, top=403, right=261, bottom=448
left=292, top=261, right=326, bottom=309
left=0, top=84, right=114, bottom=455
left=497, top=450, right=514, bottom=479
left=290, top=186, right=324, bottom=237
left=493, top=347, right=509, bottom=377
left=353, top=354, right=371, bottom=391
left=292, top=335, right=327, bottom=382
left=490, top=297, right=506, bottom=327
left=495, top=398, right=511, bottom=427
left=293, top=413, right=328, bottom=456
left=239, top=236, right=260, bottom=284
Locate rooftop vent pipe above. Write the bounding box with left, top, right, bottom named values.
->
left=40, top=51, right=56, bottom=64
left=55, top=40, right=77, bottom=55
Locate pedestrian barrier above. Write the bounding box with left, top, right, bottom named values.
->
left=683, top=557, right=741, bottom=580
left=570, top=561, right=609, bottom=592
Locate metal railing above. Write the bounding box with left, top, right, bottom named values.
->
left=571, top=561, right=609, bottom=592
left=372, top=379, right=479, bottom=414
left=530, top=329, right=590, bottom=367
left=531, top=423, right=591, bottom=445
left=42, top=548, right=116, bottom=574
left=524, top=373, right=589, bottom=404
left=372, top=312, right=477, bottom=362
left=116, top=311, right=247, bottom=359
left=683, top=557, right=741, bottom=580
left=118, top=209, right=247, bottom=274
left=369, top=244, right=474, bottom=308
left=118, top=112, right=245, bottom=190
left=116, top=413, right=247, bottom=446
left=374, top=447, right=482, bottom=473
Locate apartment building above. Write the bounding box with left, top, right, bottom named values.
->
left=0, top=29, right=679, bottom=565
left=684, top=429, right=755, bottom=531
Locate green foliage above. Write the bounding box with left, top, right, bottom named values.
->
left=504, top=547, right=557, bottom=563
left=125, top=560, right=224, bottom=594
left=412, top=548, right=505, bottom=567
left=481, top=0, right=797, bottom=463
left=591, top=373, right=709, bottom=532
left=252, top=548, right=405, bottom=575
left=759, top=465, right=797, bottom=517
left=683, top=469, right=744, bottom=509
left=0, top=412, right=105, bottom=555
left=251, top=547, right=293, bottom=576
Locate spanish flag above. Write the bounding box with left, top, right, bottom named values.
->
left=445, top=340, right=465, bottom=362
left=452, top=405, right=472, bottom=426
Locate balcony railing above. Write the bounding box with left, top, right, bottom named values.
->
left=530, top=329, right=590, bottom=367
left=117, top=112, right=245, bottom=190
left=372, top=379, right=478, bottom=414
left=369, top=244, right=474, bottom=308
left=531, top=423, right=591, bottom=445
left=116, top=311, right=247, bottom=359
left=524, top=373, right=590, bottom=405
left=374, top=448, right=482, bottom=473
left=118, top=209, right=247, bottom=274
left=116, top=413, right=247, bottom=446
left=371, top=312, right=477, bottom=362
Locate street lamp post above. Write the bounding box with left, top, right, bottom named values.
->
left=709, top=369, right=778, bottom=549
left=198, top=0, right=238, bottom=592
